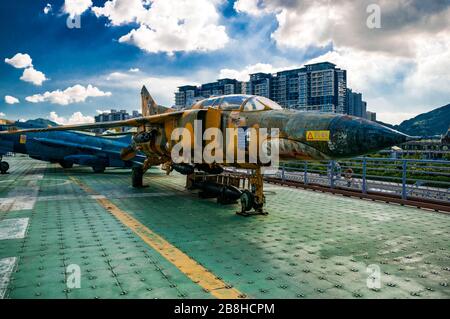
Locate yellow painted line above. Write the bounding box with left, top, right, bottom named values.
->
left=68, top=176, right=245, bottom=299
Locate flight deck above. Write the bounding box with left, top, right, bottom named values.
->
left=0, top=156, right=449, bottom=299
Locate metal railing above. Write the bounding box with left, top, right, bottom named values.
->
left=274, top=157, right=450, bottom=204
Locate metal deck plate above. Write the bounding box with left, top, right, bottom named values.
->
left=0, top=157, right=448, bottom=299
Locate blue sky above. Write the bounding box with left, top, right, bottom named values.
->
left=1, top=0, right=449, bottom=125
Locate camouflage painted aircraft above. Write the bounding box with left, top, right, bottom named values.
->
left=1, top=86, right=411, bottom=215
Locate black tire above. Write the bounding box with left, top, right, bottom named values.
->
left=132, top=167, right=144, bottom=188
left=240, top=190, right=254, bottom=212
left=0, top=161, right=9, bottom=174
left=92, top=166, right=105, bottom=173
left=59, top=161, right=73, bottom=169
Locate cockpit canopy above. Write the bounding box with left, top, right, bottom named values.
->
left=191, top=95, right=283, bottom=111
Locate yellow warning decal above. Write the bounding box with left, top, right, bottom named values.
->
left=306, top=130, right=330, bottom=141
left=19, top=135, right=27, bottom=144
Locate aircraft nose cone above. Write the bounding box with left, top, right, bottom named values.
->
left=328, top=116, right=410, bottom=158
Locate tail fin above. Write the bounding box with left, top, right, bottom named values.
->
left=141, top=85, right=173, bottom=116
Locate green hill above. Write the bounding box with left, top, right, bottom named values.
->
left=378, top=104, right=450, bottom=136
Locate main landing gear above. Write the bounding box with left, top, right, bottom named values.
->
left=237, top=167, right=268, bottom=216
left=132, top=166, right=144, bottom=188
left=59, top=160, right=74, bottom=169
left=131, top=158, right=163, bottom=188
left=92, top=166, right=105, bottom=173
left=0, top=156, right=9, bottom=174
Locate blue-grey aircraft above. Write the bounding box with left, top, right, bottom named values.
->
left=0, top=120, right=144, bottom=174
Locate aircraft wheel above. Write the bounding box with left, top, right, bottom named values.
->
left=59, top=161, right=73, bottom=169
left=240, top=190, right=254, bottom=212
left=132, top=167, right=144, bottom=188
left=0, top=161, right=9, bottom=174
left=92, top=166, right=105, bottom=173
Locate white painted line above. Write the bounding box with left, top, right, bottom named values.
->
left=37, top=195, right=84, bottom=201
left=0, top=218, right=29, bottom=240
left=0, top=179, right=41, bottom=212
left=21, top=174, right=44, bottom=181
left=90, top=195, right=106, bottom=199
left=0, top=198, right=14, bottom=212
left=11, top=196, right=37, bottom=211
left=0, top=257, right=17, bottom=299
left=0, top=195, right=38, bottom=212
left=102, top=192, right=173, bottom=199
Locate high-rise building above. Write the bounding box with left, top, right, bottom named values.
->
left=244, top=63, right=347, bottom=112
left=174, top=62, right=348, bottom=113
left=297, top=62, right=347, bottom=113
left=366, top=111, right=377, bottom=121
left=94, top=109, right=141, bottom=133
left=175, top=85, right=197, bottom=109
left=241, top=81, right=250, bottom=95
left=362, top=101, right=367, bottom=118
left=247, top=73, right=272, bottom=98
left=345, top=89, right=367, bottom=118
left=95, top=109, right=129, bottom=122
left=132, top=110, right=141, bottom=118
left=272, top=68, right=303, bottom=109
left=174, top=79, right=241, bottom=109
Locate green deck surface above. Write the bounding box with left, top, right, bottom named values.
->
left=0, top=156, right=449, bottom=299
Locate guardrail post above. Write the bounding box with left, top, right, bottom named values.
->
left=362, top=157, right=367, bottom=194
left=402, top=160, right=407, bottom=200
left=330, top=160, right=335, bottom=189
left=304, top=161, right=308, bottom=185
left=281, top=164, right=285, bottom=182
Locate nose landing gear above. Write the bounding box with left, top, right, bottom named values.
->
left=92, top=165, right=105, bottom=173
left=237, top=167, right=267, bottom=216
left=0, top=156, right=9, bottom=174
left=132, top=166, right=144, bottom=188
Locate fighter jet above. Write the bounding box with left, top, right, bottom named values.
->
left=0, top=121, right=145, bottom=174
left=1, top=86, right=411, bottom=214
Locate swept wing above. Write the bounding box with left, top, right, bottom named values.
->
left=0, top=111, right=185, bottom=135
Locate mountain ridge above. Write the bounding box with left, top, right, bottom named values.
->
left=377, top=103, right=450, bottom=136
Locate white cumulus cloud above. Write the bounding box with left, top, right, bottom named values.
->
left=303, top=39, right=450, bottom=124
left=92, top=0, right=144, bottom=26
left=4, top=95, right=20, bottom=104
left=129, top=68, right=140, bottom=73
left=96, top=109, right=111, bottom=114
left=63, top=0, right=93, bottom=18
left=233, top=0, right=450, bottom=124
left=20, top=67, right=47, bottom=86
left=26, top=84, right=111, bottom=105
left=44, top=3, right=52, bottom=14
left=49, top=111, right=95, bottom=125
left=93, top=0, right=229, bottom=54
left=0, top=112, right=5, bottom=117
left=234, top=0, right=269, bottom=16
left=235, top=0, right=450, bottom=56
left=94, top=69, right=202, bottom=106
left=4, top=53, right=33, bottom=69
left=5, top=53, right=47, bottom=86
left=106, top=71, right=129, bottom=80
